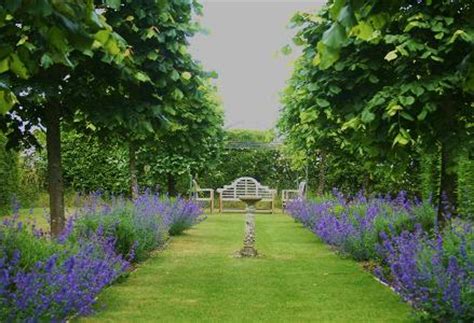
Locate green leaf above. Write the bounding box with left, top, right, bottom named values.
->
left=104, top=38, right=121, bottom=56
left=393, top=133, right=409, bottom=146
left=164, top=106, right=176, bottom=116
left=300, top=110, right=317, bottom=123
left=0, top=87, right=17, bottom=114
left=40, top=54, right=54, bottom=68
left=172, top=89, right=184, bottom=100
left=341, top=117, right=360, bottom=130
left=106, top=0, right=121, bottom=10
left=361, top=109, right=375, bottom=123
left=9, top=54, right=29, bottom=79
left=400, top=112, right=414, bottom=121
left=417, top=109, right=428, bottom=121
left=95, top=30, right=111, bottom=44
left=135, top=71, right=151, bottom=82
left=316, top=98, right=330, bottom=107
left=329, top=85, right=342, bottom=94
left=181, top=72, right=192, bottom=81
left=142, top=121, right=154, bottom=133
left=369, top=75, right=379, bottom=84
left=0, top=58, right=9, bottom=73
left=399, top=96, right=415, bottom=106
left=170, top=70, right=180, bottom=81
left=329, top=0, right=346, bottom=20
left=387, top=104, right=403, bottom=117
left=449, top=30, right=472, bottom=44
left=147, top=51, right=159, bottom=61
left=314, top=42, right=340, bottom=70
left=337, top=5, right=356, bottom=29
left=281, top=45, right=292, bottom=56
left=351, top=22, right=374, bottom=41
left=48, top=27, right=68, bottom=52
left=384, top=50, right=398, bottom=62
left=322, top=23, right=347, bottom=49
left=411, top=86, right=425, bottom=96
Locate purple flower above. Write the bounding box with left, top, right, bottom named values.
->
left=286, top=190, right=474, bottom=321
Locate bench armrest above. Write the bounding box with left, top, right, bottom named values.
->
left=282, top=189, right=299, bottom=200
left=193, top=188, right=214, bottom=199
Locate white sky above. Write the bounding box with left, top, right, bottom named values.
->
left=189, top=0, right=325, bottom=130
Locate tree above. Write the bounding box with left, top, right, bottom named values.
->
left=0, top=0, right=127, bottom=235
left=0, top=1, right=125, bottom=113
left=138, top=82, right=224, bottom=196
left=280, top=1, right=473, bottom=219
left=66, top=0, right=218, bottom=198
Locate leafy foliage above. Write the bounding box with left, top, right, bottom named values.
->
left=0, top=0, right=223, bottom=234
left=61, top=130, right=129, bottom=195
left=0, top=133, right=17, bottom=214
left=0, top=0, right=126, bottom=113
left=280, top=1, right=474, bottom=212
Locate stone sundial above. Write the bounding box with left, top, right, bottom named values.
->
left=238, top=196, right=261, bottom=257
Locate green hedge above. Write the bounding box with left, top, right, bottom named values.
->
left=0, top=133, right=18, bottom=214
left=459, top=156, right=474, bottom=218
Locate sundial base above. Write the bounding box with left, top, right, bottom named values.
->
left=236, top=196, right=262, bottom=258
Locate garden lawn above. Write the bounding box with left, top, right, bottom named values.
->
left=8, top=208, right=49, bottom=230
left=80, top=213, right=414, bottom=322
left=8, top=207, right=75, bottom=231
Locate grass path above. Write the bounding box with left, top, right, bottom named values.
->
left=80, top=214, right=413, bottom=322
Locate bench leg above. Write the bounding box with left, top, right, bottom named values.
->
left=210, top=193, right=214, bottom=214
left=219, top=195, right=223, bottom=213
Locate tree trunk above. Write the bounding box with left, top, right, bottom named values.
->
left=129, top=142, right=138, bottom=199
left=167, top=173, right=177, bottom=197
left=317, top=151, right=326, bottom=196
left=437, top=142, right=458, bottom=222
left=437, top=99, right=458, bottom=222
left=45, top=103, right=65, bottom=237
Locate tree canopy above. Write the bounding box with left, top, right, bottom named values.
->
left=279, top=0, right=474, bottom=217
left=0, top=0, right=225, bottom=235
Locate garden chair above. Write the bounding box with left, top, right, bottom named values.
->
left=191, top=179, right=214, bottom=213
left=282, top=181, right=307, bottom=210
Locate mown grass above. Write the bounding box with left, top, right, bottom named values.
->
left=79, top=213, right=413, bottom=322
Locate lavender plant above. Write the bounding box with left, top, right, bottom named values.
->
left=0, top=218, right=128, bottom=321
left=158, top=196, right=204, bottom=236
left=0, top=192, right=204, bottom=321
left=287, top=191, right=473, bottom=321
left=287, top=191, right=435, bottom=261
left=377, top=222, right=474, bottom=321
left=73, top=192, right=168, bottom=262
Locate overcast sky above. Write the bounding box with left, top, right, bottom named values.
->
left=189, top=0, right=325, bottom=130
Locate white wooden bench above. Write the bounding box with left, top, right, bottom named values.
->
left=217, top=177, right=276, bottom=213
left=282, top=181, right=307, bottom=210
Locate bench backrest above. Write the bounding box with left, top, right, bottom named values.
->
left=298, top=181, right=307, bottom=198
left=217, top=177, right=275, bottom=200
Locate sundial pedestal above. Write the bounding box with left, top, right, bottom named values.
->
left=238, top=196, right=261, bottom=257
